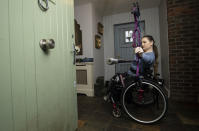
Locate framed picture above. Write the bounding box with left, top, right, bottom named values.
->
left=98, top=22, right=104, bottom=35
left=75, top=19, right=83, bottom=55
left=95, top=35, right=101, bottom=49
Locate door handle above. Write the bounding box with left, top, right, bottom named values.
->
left=39, top=39, right=55, bottom=51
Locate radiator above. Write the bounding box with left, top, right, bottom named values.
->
left=76, top=63, right=94, bottom=96
left=76, top=69, right=87, bottom=85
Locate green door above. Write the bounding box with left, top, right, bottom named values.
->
left=0, top=0, right=77, bottom=131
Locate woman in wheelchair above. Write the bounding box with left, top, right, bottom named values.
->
left=105, top=35, right=168, bottom=124
left=128, top=35, right=155, bottom=77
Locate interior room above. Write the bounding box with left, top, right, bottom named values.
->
left=74, top=0, right=199, bottom=130
left=74, top=0, right=169, bottom=95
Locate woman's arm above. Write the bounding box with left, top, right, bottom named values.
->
left=134, top=47, right=154, bottom=64
left=135, top=47, right=143, bottom=57
left=142, top=53, right=155, bottom=64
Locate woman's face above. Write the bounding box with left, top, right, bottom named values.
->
left=141, top=37, right=153, bottom=52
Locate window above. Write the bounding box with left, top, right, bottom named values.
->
left=125, top=30, right=133, bottom=43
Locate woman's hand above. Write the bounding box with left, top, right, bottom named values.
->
left=135, top=47, right=144, bottom=57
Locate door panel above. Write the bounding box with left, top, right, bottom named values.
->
left=34, top=1, right=62, bottom=130
left=114, top=22, right=145, bottom=73
left=23, top=0, right=38, bottom=130
left=0, top=1, right=13, bottom=131
left=0, top=0, right=77, bottom=131
left=65, top=1, right=78, bottom=129
left=34, top=0, right=76, bottom=130
left=9, top=0, right=27, bottom=130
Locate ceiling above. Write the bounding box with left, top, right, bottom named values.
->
left=74, top=0, right=161, bottom=16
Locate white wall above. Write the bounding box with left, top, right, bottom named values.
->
left=92, top=5, right=104, bottom=81
left=75, top=3, right=93, bottom=58
left=159, top=0, right=170, bottom=93
left=75, top=3, right=104, bottom=82
left=103, top=8, right=162, bottom=81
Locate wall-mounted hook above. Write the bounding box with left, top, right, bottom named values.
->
left=38, top=0, right=49, bottom=11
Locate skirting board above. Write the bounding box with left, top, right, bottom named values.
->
left=77, top=88, right=94, bottom=97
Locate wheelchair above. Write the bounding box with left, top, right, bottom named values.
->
left=104, top=58, right=168, bottom=124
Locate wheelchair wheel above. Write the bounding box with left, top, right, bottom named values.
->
left=122, top=79, right=168, bottom=124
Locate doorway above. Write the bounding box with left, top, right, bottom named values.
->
left=114, top=21, right=145, bottom=73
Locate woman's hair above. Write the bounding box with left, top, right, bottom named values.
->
left=142, top=35, right=159, bottom=76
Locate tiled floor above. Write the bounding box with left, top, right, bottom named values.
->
left=77, top=94, right=199, bottom=131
